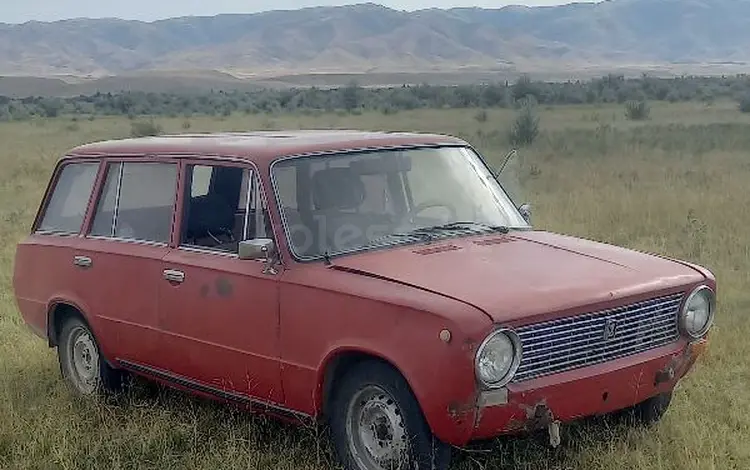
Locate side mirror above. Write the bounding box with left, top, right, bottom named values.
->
left=519, top=203, right=532, bottom=225
left=239, top=238, right=276, bottom=261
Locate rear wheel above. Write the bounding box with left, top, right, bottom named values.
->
left=329, top=360, right=451, bottom=470
left=58, top=316, right=125, bottom=397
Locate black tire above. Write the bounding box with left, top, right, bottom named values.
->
left=613, top=392, right=673, bottom=427
left=57, top=316, right=126, bottom=397
left=328, top=360, right=452, bottom=470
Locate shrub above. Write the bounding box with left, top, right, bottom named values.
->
left=130, top=120, right=163, bottom=137
left=625, top=100, right=651, bottom=120
left=342, top=80, right=362, bottom=111
left=666, top=90, right=680, bottom=103
left=739, top=95, right=750, bottom=113
left=509, top=97, right=540, bottom=146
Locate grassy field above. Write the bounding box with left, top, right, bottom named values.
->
left=1, top=101, right=749, bottom=469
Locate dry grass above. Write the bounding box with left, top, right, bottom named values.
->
left=1, top=101, right=750, bottom=469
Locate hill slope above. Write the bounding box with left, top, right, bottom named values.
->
left=1, top=0, right=750, bottom=77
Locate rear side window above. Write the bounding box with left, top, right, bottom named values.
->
left=90, top=162, right=178, bottom=243
left=37, top=162, right=99, bottom=234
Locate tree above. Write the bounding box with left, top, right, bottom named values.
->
left=512, top=74, right=537, bottom=103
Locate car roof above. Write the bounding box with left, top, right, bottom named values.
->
left=64, top=130, right=469, bottom=164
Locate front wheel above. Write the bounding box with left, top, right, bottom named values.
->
left=609, top=391, right=673, bottom=427
left=58, top=316, right=125, bottom=397
left=329, top=360, right=451, bottom=470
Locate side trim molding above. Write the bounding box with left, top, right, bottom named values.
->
left=118, top=359, right=311, bottom=421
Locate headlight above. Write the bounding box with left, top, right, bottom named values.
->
left=475, top=329, right=522, bottom=388
left=679, top=285, right=715, bottom=339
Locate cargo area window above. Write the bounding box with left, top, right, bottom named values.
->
left=89, top=162, right=178, bottom=244
left=37, top=162, right=100, bottom=235
left=180, top=164, right=272, bottom=254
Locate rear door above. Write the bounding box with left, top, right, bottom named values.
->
left=76, top=159, right=179, bottom=367
left=13, top=159, right=102, bottom=340
left=156, top=160, right=284, bottom=406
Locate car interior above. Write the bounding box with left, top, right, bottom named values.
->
left=181, top=164, right=272, bottom=254
left=278, top=152, right=445, bottom=258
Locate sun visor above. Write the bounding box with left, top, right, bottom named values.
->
left=350, top=153, right=412, bottom=175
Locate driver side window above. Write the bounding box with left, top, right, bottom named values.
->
left=180, top=163, right=272, bottom=254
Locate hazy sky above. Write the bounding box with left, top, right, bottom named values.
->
left=2, top=1, right=584, bottom=24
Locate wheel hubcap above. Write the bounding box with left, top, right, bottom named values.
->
left=346, top=386, right=409, bottom=470
left=68, top=326, right=99, bottom=394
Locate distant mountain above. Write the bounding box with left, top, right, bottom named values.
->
left=1, top=0, right=750, bottom=79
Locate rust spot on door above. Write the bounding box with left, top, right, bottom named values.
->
left=216, top=277, right=233, bottom=298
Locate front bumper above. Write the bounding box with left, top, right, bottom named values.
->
left=470, top=337, right=707, bottom=441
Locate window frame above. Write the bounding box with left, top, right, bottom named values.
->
left=83, top=156, right=182, bottom=248
left=32, top=158, right=104, bottom=237
left=175, top=158, right=275, bottom=260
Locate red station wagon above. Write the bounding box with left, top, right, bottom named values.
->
left=13, top=131, right=716, bottom=470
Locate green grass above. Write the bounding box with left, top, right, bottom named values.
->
left=1, top=101, right=750, bottom=469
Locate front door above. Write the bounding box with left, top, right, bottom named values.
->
left=156, top=161, right=284, bottom=406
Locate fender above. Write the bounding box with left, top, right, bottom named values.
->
left=314, top=340, right=479, bottom=446
left=662, top=257, right=716, bottom=284
left=328, top=264, right=495, bottom=323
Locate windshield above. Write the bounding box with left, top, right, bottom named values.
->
left=271, top=145, right=530, bottom=260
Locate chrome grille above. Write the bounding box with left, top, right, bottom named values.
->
left=512, top=293, right=684, bottom=383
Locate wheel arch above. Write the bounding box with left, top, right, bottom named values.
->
left=317, top=347, right=420, bottom=420
left=46, top=298, right=92, bottom=347
left=47, top=298, right=121, bottom=370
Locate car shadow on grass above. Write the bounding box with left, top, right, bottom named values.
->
left=3, top=359, right=656, bottom=470
left=450, top=414, right=652, bottom=470
left=93, top=375, right=650, bottom=470
left=96, top=375, right=341, bottom=469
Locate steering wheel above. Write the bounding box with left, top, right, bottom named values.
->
left=402, top=200, right=458, bottom=226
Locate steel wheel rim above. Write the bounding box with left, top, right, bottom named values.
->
left=67, top=325, right=99, bottom=394
left=345, top=385, right=409, bottom=470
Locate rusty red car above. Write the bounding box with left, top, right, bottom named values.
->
left=13, top=130, right=715, bottom=470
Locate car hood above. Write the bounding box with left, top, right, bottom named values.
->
left=329, top=230, right=704, bottom=324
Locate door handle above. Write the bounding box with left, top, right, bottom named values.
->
left=73, top=255, right=92, bottom=269
left=163, top=269, right=185, bottom=284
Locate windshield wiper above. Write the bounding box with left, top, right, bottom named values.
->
left=367, top=231, right=435, bottom=246
left=412, top=221, right=511, bottom=234
left=365, top=222, right=509, bottom=248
